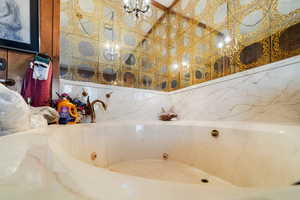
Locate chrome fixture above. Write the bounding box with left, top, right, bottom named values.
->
left=0, top=79, right=16, bottom=86
left=123, top=0, right=151, bottom=19
left=87, top=97, right=107, bottom=123
left=211, top=130, right=220, bottom=138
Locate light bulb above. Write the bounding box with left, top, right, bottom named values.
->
left=224, top=36, right=231, bottom=44
left=123, top=0, right=129, bottom=5
left=182, top=61, right=189, bottom=66
left=172, top=64, right=179, bottom=70
left=217, top=42, right=224, bottom=49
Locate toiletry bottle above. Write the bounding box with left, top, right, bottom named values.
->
left=57, top=98, right=79, bottom=125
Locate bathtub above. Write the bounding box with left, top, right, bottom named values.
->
left=1, top=121, right=300, bottom=199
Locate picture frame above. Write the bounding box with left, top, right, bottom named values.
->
left=0, top=0, right=39, bottom=53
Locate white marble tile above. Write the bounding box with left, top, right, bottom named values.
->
left=60, top=56, right=300, bottom=123
left=60, top=80, right=171, bottom=122
left=169, top=55, right=300, bottom=123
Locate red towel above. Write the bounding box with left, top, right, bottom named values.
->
left=21, top=61, right=53, bottom=107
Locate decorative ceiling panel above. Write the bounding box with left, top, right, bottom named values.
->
left=60, top=0, right=300, bottom=91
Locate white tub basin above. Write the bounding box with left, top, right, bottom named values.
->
left=1, top=121, right=300, bottom=200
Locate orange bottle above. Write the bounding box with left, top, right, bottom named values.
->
left=57, top=98, right=79, bottom=124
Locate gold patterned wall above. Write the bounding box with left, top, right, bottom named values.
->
left=60, top=0, right=300, bottom=91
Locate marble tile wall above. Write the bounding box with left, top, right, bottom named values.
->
left=60, top=80, right=171, bottom=121
left=169, top=55, right=300, bottom=123
left=61, top=55, right=300, bottom=123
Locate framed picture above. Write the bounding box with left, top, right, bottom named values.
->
left=0, top=0, right=39, bottom=53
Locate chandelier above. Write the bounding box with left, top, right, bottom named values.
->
left=103, top=12, right=119, bottom=61
left=123, top=0, right=151, bottom=19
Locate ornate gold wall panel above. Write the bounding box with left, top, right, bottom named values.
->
left=235, top=37, right=271, bottom=71
left=60, top=0, right=300, bottom=91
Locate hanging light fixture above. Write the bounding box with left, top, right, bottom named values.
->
left=123, top=0, right=151, bottom=19
left=103, top=12, right=119, bottom=61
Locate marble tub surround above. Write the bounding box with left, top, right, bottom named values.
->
left=169, top=55, right=300, bottom=123
left=0, top=130, right=88, bottom=200
left=61, top=55, right=300, bottom=124
left=60, top=79, right=171, bottom=121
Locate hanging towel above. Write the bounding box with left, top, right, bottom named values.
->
left=32, top=56, right=51, bottom=80
left=21, top=55, right=53, bottom=107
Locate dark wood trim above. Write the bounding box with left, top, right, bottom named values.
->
left=168, top=0, right=181, bottom=9
left=151, top=0, right=168, bottom=11
left=151, top=0, right=223, bottom=36
left=0, top=49, right=8, bottom=79
left=52, top=0, right=61, bottom=78
left=169, top=10, right=224, bottom=36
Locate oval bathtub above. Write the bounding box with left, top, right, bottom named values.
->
left=1, top=122, right=300, bottom=199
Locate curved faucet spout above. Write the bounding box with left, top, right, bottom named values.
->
left=87, top=97, right=107, bottom=123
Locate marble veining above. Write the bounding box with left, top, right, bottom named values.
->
left=170, top=56, right=300, bottom=123
left=60, top=80, right=171, bottom=121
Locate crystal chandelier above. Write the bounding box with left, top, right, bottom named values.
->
left=123, top=0, right=151, bottom=19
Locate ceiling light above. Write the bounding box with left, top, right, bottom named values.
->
left=123, top=0, right=151, bottom=19
left=172, top=64, right=179, bottom=70
left=224, top=36, right=232, bottom=44
left=217, top=42, right=224, bottom=48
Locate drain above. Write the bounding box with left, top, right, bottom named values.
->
left=211, top=130, right=220, bottom=138
left=90, top=152, right=97, bottom=161
left=162, top=153, right=169, bottom=160
left=201, top=179, right=209, bottom=183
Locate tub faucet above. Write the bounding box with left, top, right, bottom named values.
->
left=87, top=97, right=107, bottom=123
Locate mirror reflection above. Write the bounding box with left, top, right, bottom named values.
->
left=123, top=53, right=136, bottom=66
left=61, top=0, right=300, bottom=91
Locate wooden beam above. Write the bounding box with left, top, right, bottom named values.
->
left=52, top=0, right=61, bottom=92
left=137, top=0, right=223, bottom=50
left=151, top=0, right=168, bottom=11
left=169, top=10, right=224, bottom=36
left=151, top=0, right=223, bottom=36
left=168, top=0, right=181, bottom=9
left=52, top=0, right=61, bottom=78
left=143, top=0, right=180, bottom=40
